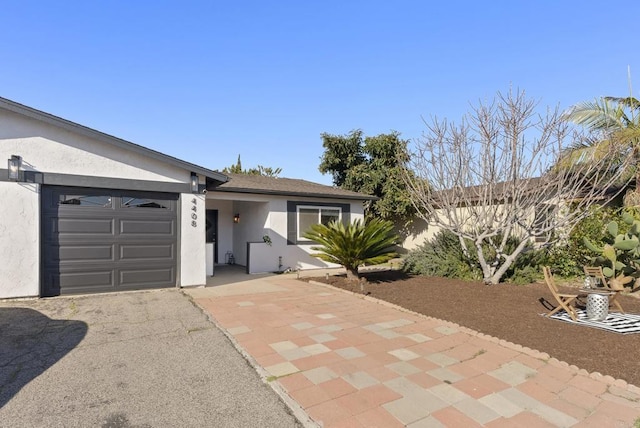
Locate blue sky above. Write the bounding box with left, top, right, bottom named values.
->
left=2, top=1, right=639, bottom=185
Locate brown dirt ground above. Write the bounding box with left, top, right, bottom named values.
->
left=306, top=271, right=640, bottom=387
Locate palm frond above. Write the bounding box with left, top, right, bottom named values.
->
left=603, top=96, right=640, bottom=111
left=563, top=99, right=627, bottom=131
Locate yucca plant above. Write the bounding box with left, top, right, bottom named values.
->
left=303, top=218, right=399, bottom=281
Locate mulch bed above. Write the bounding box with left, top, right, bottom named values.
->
left=305, top=271, right=640, bottom=387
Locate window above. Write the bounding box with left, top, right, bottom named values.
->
left=121, top=197, right=170, bottom=209
left=58, top=194, right=112, bottom=207
left=297, top=206, right=341, bottom=240
left=287, top=201, right=350, bottom=245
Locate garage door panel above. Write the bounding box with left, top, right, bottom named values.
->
left=120, top=244, right=174, bottom=261
left=56, top=218, right=115, bottom=235
left=120, top=219, right=174, bottom=235
left=119, top=267, right=175, bottom=288
left=42, top=186, right=178, bottom=296
left=55, top=270, right=115, bottom=289
left=50, top=245, right=115, bottom=263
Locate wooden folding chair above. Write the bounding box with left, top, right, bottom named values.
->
left=583, top=266, right=625, bottom=313
left=543, top=266, right=580, bottom=321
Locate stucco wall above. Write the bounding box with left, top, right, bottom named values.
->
left=0, top=109, right=188, bottom=183
left=179, top=193, right=206, bottom=286
left=0, top=107, right=211, bottom=297
left=232, top=201, right=270, bottom=265
left=247, top=242, right=280, bottom=273
left=402, top=218, right=433, bottom=250
left=0, top=182, right=40, bottom=298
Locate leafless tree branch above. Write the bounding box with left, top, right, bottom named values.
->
left=402, top=89, right=634, bottom=284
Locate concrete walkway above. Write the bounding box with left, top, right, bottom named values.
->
left=0, top=289, right=301, bottom=428
left=187, top=276, right=640, bottom=427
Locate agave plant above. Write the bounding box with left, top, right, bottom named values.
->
left=303, top=218, right=399, bottom=281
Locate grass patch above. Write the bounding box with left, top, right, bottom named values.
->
left=186, top=326, right=212, bottom=334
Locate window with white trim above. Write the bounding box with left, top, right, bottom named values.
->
left=297, top=206, right=341, bottom=240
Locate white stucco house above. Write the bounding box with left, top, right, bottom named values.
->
left=0, top=97, right=373, bottom=299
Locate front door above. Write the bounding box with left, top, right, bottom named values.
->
left=205, top=210, right=218, bottom=263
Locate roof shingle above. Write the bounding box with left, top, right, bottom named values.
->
left=213, top=173, right=376, bottom=200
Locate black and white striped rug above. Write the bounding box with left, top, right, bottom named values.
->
left=548, top=309, right=640, bottom=334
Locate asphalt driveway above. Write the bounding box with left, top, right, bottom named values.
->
left=0, top=289, right=302, bottom=428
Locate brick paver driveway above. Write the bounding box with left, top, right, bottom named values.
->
left=189, top=276, right=640, bottom=427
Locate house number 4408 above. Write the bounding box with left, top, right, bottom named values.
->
left=191, top=198, right=198, bottom=227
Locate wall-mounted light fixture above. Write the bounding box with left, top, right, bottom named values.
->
left=233, top=213, right=240, bottom=223
left=190, top=172, right=198, bottom=193
left=8, top=155, right=22, bottom=181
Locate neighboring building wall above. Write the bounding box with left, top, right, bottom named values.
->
left=179, top=193, right=206, bottom=286
left=401, top=204, right=543, bottom=251
left=402, top=218, right=433, bottom=250
left=0, top=182, right=40, bottom=298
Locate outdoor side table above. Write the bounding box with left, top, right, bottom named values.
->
left=586, top=292, right=610, bottom=321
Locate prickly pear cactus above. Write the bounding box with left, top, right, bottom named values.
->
left=582, top=211, right=640, bottom=287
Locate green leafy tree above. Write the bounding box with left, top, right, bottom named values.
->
left=224, top=154, right=244, bottom=174
left=318, top=130, right=366, bottom=187
left=318, top=130, right=415, bottom=226
left=303, top=218, right=399, bottom=281
left=223, top=154, right=282, bottom=177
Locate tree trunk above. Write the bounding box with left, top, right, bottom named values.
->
left=485, top=239, right=531, bottom=284
left=345, top=268, right=360, bottom=282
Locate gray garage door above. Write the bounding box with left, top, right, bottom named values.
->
left=42, top=186, right=178, bottom=296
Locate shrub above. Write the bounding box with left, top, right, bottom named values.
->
left=404, top=230, right=547, bottom=284
left=403, top=230, right=480, bottom=280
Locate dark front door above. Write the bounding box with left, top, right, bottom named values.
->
left=205, top=209, right=218, bottom=263
left=41, top=186, right=178, bottom=296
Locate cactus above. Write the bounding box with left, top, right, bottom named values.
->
left=622, top=211, right=635, bottom=225
left=582, top=212, right=640, bottom=287
left=614, top=238, right=640, bottom=251
left=583, top=237, right=603, bottom=253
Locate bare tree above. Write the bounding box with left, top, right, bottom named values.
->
left=403, top=89, right=634, bottom=284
